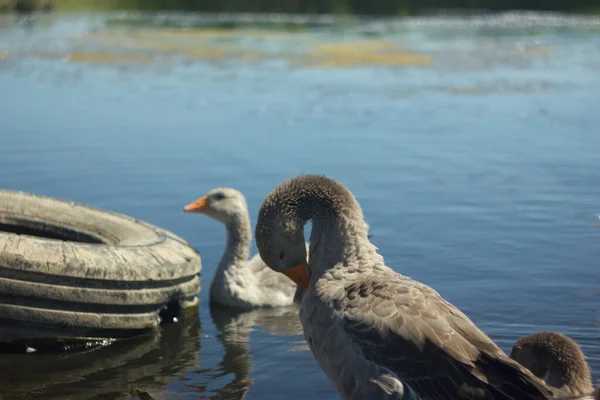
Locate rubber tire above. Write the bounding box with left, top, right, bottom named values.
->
left=0, top=189, right=202, bottom=337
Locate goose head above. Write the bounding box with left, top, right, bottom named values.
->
left=510, top=331, right=595, bottom=397
left=255, top=174, right=364, bottom=289
left=183, top=188, right=248, bottom=225
left=255, top=178, right=324, bottom=289
left=255, top=204, right=308, bottom=288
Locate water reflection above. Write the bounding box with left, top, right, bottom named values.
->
left=0, top=306, right=201, bottom=400
left=199, top=304, right=304, bottom=399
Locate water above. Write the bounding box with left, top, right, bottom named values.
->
left=1, top=10, right=600, bottom=399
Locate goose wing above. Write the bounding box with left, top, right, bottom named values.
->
left=339, top=271, right=557, bottom=400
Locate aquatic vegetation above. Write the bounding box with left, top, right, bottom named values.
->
left=296, top=40, right=432, bottom=68
left=70, top=27, right=302, bottom=63
left=2, top=18, right=563, bottom=71
left=13, top=30, right=433, bottom=68
left=66, top=51, right=155, bottom=63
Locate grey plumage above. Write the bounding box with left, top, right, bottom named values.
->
left=255, top=174, right=564, bottom=399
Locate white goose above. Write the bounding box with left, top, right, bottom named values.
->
left=183, top=188, right=297, bottom=309
left=254, top=174, right=564, bottom=399
left=511, top=331, right=599, bottom=400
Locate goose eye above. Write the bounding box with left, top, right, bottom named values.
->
left=213, top=193, right=225, bottom=201
left=279, top=252, right=284, bottom=260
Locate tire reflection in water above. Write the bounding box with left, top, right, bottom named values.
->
left=0, top=305, right=201, bottom=400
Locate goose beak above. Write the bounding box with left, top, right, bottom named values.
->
left=183, top=196, right=209, bottom=213
left=284, top=261, right=310, bottom=289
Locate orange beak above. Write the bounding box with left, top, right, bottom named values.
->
left=283, top=260, right=310, bottom=289
left=183, top=195, right=209, bottom=213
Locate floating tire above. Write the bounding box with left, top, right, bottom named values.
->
left=0, top=189, right=201, bottom=342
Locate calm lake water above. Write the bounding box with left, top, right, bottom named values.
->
left=1, top=10, right=600, bottom=400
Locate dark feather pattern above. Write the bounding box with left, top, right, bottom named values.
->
left=340, top=272, right=556, bottom=399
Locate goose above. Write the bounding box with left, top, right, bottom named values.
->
left=511, top=331, right=599, bottom=399
left=254, top=174, right=563, bottom=399
left=183, top=188, right=297, bottom=309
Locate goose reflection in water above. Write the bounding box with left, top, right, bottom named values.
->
left=0, top=306, right=201, bottom=400
left=187, top=303, right=305, bottom=400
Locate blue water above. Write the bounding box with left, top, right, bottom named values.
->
left=1, top=11, right=600, bottom=399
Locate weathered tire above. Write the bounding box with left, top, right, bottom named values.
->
left=0, top=189, right=202, bottom=339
